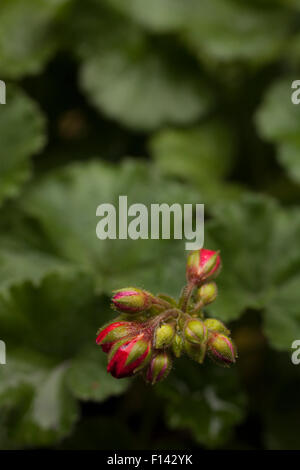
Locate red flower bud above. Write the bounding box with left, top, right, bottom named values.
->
left=112, top=288, right=153, bottom=313
left=107, top=332, right=152, bottom=378
left=146, top=351, right=172, bottom=385
left=96, top=321, right=137, bottom=353
left=207, top=333, right=237, bottom=367
left=186, top=249, right=221, bottom=285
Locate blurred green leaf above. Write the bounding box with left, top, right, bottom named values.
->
left=0, top=236, right=74, bottom=298
left=150, top=120, right=234, bottom=183
left=0, top=272, right=128, bottom=446
left=103, top=0, right=191, bottom=32
left=66, top=348, right=129, bottom=401
left=182, top=0, right=290, bottom=66
left=71, top=1, right=212, bottom=130
left=157, top=359, right=246, bottom=447
left=256, top=77, right=300, bottom=184
left=0, top=350, right=78, bottom=447
left=104, top=0, right=292, bottom=71
left=0, top=86, right=46, bottom=205
left=0, top=0, right=71, bottom=79
left=0, top=272, right=98, bottom=357
left=207, top=194, right=300, bottom=349
left=149, top=119, right=243, bottom=202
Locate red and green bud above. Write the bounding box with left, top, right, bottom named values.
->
left=96, top=321, right=137, bottom=353
left=184, top=319, right=208, bottom=345
left=112, top=288, right=153, bottom=314
left=172, top=333, right=184, bottom=358
left=184, top=340, right=206, bottom=364
left=154, top=323, right=175, bottom=349
left=197, top=282, right=218, bottom=305
left=107, top=332, right=152, bottom=378
left=145, top=351, right=172, bottom=385
left=186, top=249, right=221, bottom=285
left=207, top=333, right=237, bottom=367
left=204, top=318, right=230, bottom=336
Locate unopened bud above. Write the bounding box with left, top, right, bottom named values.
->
left=184, top=340, right=206, bottom=364
left=172, top=333, right=184, bottom=358
left=107, top=332, right=152, bottom=378
left=154, top=323, right=175, bottom=349
left=146, top=351, right=172, bottom=385
left=207, top=333, right=237, bottom=367
left=184, top=319, right=208, bottom=345
left=204, top=318, right=230, bottom=336
left=186, top=249, right=221, bottom=285
left=112, top=288, right=153, bottom=314
left=197, top=282, right=218, bottom=305
left=96, top=321, right=137, bottom=352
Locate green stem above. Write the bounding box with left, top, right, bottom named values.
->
left=190, top=299, right=204, bottom=315
left=179, top=282, right=195, bottom=312
left=152, top=296, right=173, bottom=310
left=149, top=308, right=180, bottom=328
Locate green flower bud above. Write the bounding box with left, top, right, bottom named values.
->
left=204, top=318, right=230, bottom=336
left=172, top=333, right=184, bottom=358
left=184, top=319, right=208, bottom=345
left=146, top=351, right=172, bottom=385
left=207, top=333, right=237, bottom=367
left=184, top=340, right=206, bottom=364
left=154, top=323, right=175, bottom=349
left=197, top=282, right=218, bottom=305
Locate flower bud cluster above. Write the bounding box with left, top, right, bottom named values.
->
left=96, top=249, right=237, bottom=384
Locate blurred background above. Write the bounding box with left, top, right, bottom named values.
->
left=0, top=0, right=300, bottom=450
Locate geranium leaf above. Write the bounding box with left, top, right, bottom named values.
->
left=0, top=86, right=46, bottom=205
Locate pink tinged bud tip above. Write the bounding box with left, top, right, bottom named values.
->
left=208, top=333, right=237, bottom=367
left=146, top=351, right=172, bottom=385
left=107, top=333, right=152, bottom=378
left=112, top=288, right=152, bottom=313
left=186, top=249, right=221, bottom=285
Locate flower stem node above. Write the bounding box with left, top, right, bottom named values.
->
left=204, top=318, right=230, bottom=335
left=96, top=321, right=136, bottom=352
left=172, top=333, right=184, bottom=358
left=112, top=288, right=153, bottom=314
left=207, top=333, right=237, bottom=367
left=186, top=249, right=221, bottom=285
left=154, top=323, right=175, bottom=349
left=197, top=282, right=218, bottom=305
left=146, top=351, right=172, bottom=385
left=184, top=319, right=208, bottom=345
left=107, top=333, right=152, bottom=378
